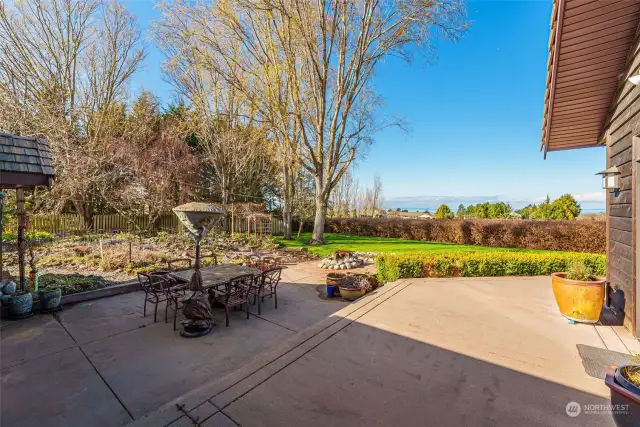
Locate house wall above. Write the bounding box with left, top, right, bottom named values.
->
left=605, top=29, right=640, bottom=332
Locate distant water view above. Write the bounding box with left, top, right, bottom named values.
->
left=388, top=207, right=605, bottom=214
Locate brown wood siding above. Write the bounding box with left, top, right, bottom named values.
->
left=606, top=32, right=640, bottom=331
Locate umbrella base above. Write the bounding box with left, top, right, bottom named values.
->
left=180, top=324, right=214, bottom=338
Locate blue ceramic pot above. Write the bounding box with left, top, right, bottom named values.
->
left=8, top=292, right=33, bottom=317
left=39, top=288, right=62, bottom=311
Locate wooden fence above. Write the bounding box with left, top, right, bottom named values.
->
left=4, top=214, right=285, bottom=236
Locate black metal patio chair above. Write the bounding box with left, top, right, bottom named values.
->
left=252, top=268, right=282, bottom=315
left=138, top=272, right=187, bottom=330
left=211, top=274, right=258, bottom=327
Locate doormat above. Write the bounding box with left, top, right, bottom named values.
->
left=576, top=344, right=634, bottom=379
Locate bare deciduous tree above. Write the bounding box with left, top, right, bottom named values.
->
left=372, top=174, right=383, bottom=215
left=0, top=0, right=146, bottom=229
left=155, top=5, right=278, bottom=207
left=330, top=170, right=356, bottom=217
left=157, top=0, right=466, bottom=243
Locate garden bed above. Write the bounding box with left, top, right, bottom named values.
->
left=1, top=231, right=315, bottom=295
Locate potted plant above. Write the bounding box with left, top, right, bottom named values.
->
left=354, top=274, right=379, bottom=292
left=326, top=272, right=346, bottom=297
left=605, top=360, right=640, bottom=426
left=551, top=262, right=605, bottom=323
left=7, top=289, right=33, bottom=318
left=39, top=284, right=62, bottom=312
left=338, top=275, right=366, bottom=301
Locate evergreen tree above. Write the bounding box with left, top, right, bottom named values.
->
left=435, top=204, right=454, bottom=219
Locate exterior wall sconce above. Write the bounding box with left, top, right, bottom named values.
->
left=596, top=166, right=621, bottom=194
left=629, top=73, right=640, bottom=85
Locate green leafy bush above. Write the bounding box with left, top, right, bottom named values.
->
left=376, top=251, right=606, bottom=283
left=328, top=218, right=605, bottom=253
left=1, top=230, right=55, bottom=243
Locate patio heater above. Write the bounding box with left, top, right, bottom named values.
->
left=172, top=202, right=225, bottom=338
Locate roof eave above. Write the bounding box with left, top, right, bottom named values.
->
left=542, top=0, right=565, bottom=159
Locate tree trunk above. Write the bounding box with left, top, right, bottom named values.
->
left=297, top=218, right=304, bottom=239
left=311, top=190, right=327, bottom=244
left=281, top=162, right=293, bottom=240
left=283, top=200, right=293, bottom=240
left=73, top=198, right=94, bottom=232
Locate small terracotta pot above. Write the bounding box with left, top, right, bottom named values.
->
left=551, top=272, right=605, bottom=323
left=326, top=273, right=346, bottom=287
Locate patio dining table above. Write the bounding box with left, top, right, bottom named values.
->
left=168, top=264, right=262, bottom=290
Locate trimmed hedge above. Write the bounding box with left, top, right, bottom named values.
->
left=375, top=251, right=607, bottom=283
left=328, top=218, right=605, bottom=253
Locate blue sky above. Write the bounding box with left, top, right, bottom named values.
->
left=126, top=0, right=606, bottom=212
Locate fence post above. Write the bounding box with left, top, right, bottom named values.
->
left=231, top=204, right=235, bottom=238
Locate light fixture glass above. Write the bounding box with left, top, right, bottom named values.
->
left=595, top=166, right=621, bottom=191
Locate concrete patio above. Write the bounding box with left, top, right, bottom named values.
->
left=1, top=266, right=344, bottom=427
left=2, top=268, right=638, bottom=426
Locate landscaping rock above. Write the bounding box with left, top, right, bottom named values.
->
left=318, top=251, right=366, bottom=270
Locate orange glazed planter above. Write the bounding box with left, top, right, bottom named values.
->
left=551, top=272, right=606, bottom=323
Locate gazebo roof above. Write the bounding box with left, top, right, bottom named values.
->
left=0, top=132, right=54, bottom=188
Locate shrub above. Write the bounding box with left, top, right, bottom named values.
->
left=565, top=262, right=598, bottom=281
left=376, top=251, right=606, bottom=283
left=1, top=230, right=55, bottom=243
left=327, top=218, right=605, bottom=253
left=38, top=273, right=110, bottom=296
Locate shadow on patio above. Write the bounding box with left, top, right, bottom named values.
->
left=221, top=318, right=613, bottom=427
left=1, top=276, right=628, bottom=427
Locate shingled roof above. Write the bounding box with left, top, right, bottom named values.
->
left=0, top=132, right=54, bottom=188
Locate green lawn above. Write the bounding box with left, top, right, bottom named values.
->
left=276, top=233, right=557, bottom=258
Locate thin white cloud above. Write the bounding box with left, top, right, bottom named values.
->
left=532, top=191, right=605, bottom=204
left=534, top=195, right=547, bottom=203
left=573, top=191, right=606, bottom=203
